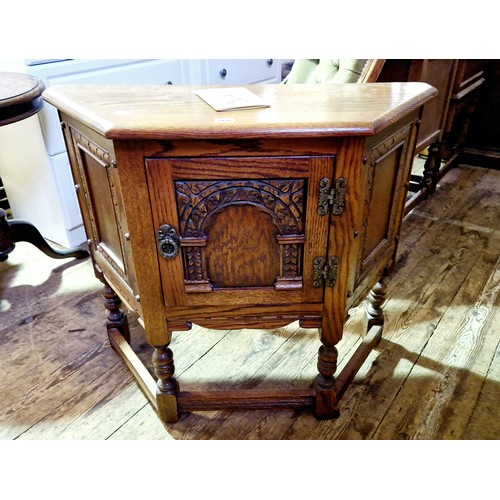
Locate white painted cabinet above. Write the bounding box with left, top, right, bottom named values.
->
left=200, top=59, right=280, bottom=84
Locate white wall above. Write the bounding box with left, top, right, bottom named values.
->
left=0, top=59, right=27, bottom=72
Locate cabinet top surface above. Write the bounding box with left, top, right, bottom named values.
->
left=42, top=82, right=436, bottom=140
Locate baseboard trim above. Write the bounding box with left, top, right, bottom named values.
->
left=460, top=147, right=500, bottom=170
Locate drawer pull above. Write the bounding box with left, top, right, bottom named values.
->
left=157, top=224, right=180, bottom=260
left=219, top=68, right=227, bottom=78
left=267, top=59, right=274, bottom=66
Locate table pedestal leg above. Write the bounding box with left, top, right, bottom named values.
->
left=0, top=208, right=89, bottom=261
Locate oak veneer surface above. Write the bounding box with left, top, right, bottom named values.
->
left=42, top=82, right=437, bottom=139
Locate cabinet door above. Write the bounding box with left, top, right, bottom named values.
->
left=146, top=156, right=335, bottom=309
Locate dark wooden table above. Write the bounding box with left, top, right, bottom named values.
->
left=0, top=71, right=88, bottom=261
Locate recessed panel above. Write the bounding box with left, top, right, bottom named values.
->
left=175, top=178, right=305, bottom=291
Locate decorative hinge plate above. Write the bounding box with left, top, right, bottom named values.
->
left=317, top=177, right=346, bottom=216
left=312, top=256, right=339, bottom=288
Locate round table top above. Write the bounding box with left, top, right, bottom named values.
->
left=0, top=71, right=46, bottom=127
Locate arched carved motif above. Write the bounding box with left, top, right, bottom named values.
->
left=176, top=179, right=304, bottom=236
left=174, top=178, right=306, bottom=291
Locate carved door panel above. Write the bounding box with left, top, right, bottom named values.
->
left=146, top=156, right=335, bottom=308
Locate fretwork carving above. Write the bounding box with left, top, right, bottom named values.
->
left=369, top=123, right=412, bottom=165
left=69, top=125, right=110, bottom=167
left=176, top=179, right=304, bottom=236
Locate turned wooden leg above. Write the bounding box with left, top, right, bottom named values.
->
left=313, top=339, right=340, bottom=419
left=153, top=345, right=179, bottom=423
left=103, top=283, right=130, bottom=343
left=420, top=141, right=442, bottom=195
left=366, top=275, right=388, bottom=333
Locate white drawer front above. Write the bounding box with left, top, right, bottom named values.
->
left=31, top=59, right=187, bottom=156
left=204, top=59, right=281, bottom=84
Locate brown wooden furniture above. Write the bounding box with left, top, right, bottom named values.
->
left=442, top=60, right=488, bottom=163
left=462, top=60, right=500, bottom=169
left=378, top=60, right=456, bottom=211
left=378, top=60, right=487, bottom=212
left=43, top=82, right=436, bottom=423
left=0, top=72, right=89, bottom=262
left=359, top=59, right=386, bottom=83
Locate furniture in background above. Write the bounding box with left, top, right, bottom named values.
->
left=451, top=60, right=498, bottom=169
left=285, top=59, right=487, bottom=213
left=0, top=176, right=9, bottom=212
left=2, top=59, right=282, bottom=249
left=0, top=71, right=88, bottom=262
left=377, top=59, right=487, bottom=212
left=44, top=81, right=436, bottom=423
left=282, top=59, right=385, bottom=84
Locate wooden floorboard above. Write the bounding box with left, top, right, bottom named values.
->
left=0, top=164, right=498, bottom=440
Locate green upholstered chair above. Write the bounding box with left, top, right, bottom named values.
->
left=282, top=59, right=385, bottom=84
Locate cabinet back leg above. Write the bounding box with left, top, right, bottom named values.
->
left=103, top=283, right=131, bottom=343
left=366, top=275, right=388, bottom=333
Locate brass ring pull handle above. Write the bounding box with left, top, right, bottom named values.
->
left=157, top=224, right=180, bottom=259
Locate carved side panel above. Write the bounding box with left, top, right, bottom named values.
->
left=69, top=125, right=127, bottom=282
left=175, top=178, right=306, bottom=291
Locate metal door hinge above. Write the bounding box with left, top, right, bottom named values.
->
left=317, top=177, right=346, bottom=216
left=313, top=256, right=339, bottom=288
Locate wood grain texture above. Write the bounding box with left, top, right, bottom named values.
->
left=43, top=83, right=437, bottom=140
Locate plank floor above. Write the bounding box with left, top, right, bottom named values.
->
left=0, top=164, right=498, bottom=440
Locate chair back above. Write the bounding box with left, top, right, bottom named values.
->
left=358, top=60, right=386, bottom=83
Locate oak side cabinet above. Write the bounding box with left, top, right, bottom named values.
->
left=43, top=82, right=436, bottom=424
